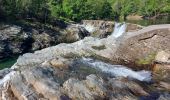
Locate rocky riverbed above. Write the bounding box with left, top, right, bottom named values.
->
left=0, top=20, right=143, bottom=59
left=0, top=21, right=170, bottom=100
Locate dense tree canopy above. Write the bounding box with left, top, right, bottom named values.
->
left=0, top=0, right=170, bottom=22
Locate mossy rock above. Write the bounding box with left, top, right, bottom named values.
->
left=136, top=53, right=156, bottom=65
left=92, top=45, right=106, bottom=51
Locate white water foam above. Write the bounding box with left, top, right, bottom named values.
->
left=0, top=71, right=15, bottom=85
left=83, top=24, right=96, bottom=33
left=111, top=22, right=127, bottom=38
left=81, top=58, right=152, bottom=82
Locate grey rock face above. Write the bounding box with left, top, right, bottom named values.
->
left=0, top=24, right=89, bottom=59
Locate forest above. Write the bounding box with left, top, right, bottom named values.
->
left=0, top=0, right=170, bottom=23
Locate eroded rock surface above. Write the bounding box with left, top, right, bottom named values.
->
left=0, top=24, right=89, bottom=59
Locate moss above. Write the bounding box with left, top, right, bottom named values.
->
left=136, top=53, right=156, bottom=65
left=91, top=31, right=99, bottom=37
left=92, top=45, right=106, bottom=50
left=62, top=52, right=84, bottom=59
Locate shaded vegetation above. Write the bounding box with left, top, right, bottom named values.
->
left=0, top=0, right=170, bottom=23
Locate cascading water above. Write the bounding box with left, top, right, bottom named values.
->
left=111, top=22, right=127, bottom=38
left=0, top=71, right=15, bottom=85
left=80, top=58, right=152, bottom=82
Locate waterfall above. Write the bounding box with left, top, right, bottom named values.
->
left=82, top=24, right=95, bottom=33
left=111, top=22, right=127, bottom=38
left=80, top=58, right=152, bottom=82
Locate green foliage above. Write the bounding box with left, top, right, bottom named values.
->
left=0, top=0, right=170, bottom=22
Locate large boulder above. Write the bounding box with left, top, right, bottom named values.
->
left=0, top=24, right=89, bottom=59
left=0, top=25, right=32, bottom=59
left=114, top=24, right=170, bottom=68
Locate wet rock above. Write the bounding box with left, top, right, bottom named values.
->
left=108, top=77, right=148, bottom=97
left=158, top=93, right=170, bottom=100
left=0, top=68, right=11, bottom=79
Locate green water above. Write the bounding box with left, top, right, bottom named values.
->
left=0, top=56, right=18, bottom=69
left=126, top=15, right=170, bottom=26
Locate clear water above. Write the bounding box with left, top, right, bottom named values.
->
left=111, top=22, right=127, bottom=38
left=80, top=58, right=152, bottom=82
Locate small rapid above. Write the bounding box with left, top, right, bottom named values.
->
left=111, top=22, right=127, bottom=38
left=79, top=58, right=152, bottom=82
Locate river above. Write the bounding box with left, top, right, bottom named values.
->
left=0, top=16, right=170, bottom=70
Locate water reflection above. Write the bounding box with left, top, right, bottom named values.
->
left=126, top=15, right=170, bottom=26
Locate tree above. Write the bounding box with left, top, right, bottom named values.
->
left=101, top=1, right=113, bottom=19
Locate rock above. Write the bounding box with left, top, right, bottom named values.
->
left=155, top=51, right=170, bottom=64
left=159, top=82, right=170, bottom=91
left=153, top=51, right=170, bottom=82
left=10, top=72, right=40, bottom=100
left=126, top=23, right=144, bottom=32
left=21, top=67, right=62, bottom=100
left=158, top=93, right=170, bottom=100
left=81, top=20, right=114, bottom=38
left=153, top=64, right=170, bottom=82
left=0, top=23, right=89, bottom=59
left=50, top=58, right=69, bottom=69
left=0, top=67, right=64, bottom=100
left=0, top=25, right=31, bottom=59
left=0, top=23, right=170, bottom=99
left=81, top=20, right=144, bottom=38
left=0, top=68, right=11, bottom=79
left=63, top=74, right=107, bottom=100
left=108, top=77, right=148, bottom=97
left=62, top=24, right=90, bottom=42
left=114, top=24, right=170, bottom=68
